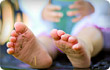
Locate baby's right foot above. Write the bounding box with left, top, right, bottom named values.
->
left=50, top=29, right=91, bottom=68
left=7, top=22, right=52, bottom=68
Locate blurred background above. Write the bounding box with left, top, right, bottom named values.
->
left=0, top=0, right=110, bottom=70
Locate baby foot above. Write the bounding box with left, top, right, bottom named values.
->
left=7, top=22, right=52, bottom=68
left=50, top=29, right=91, bottom=68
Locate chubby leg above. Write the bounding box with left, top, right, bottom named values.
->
left=77, top=26, right=103, bottom=57
left=7, top=22, right=58, bottom=68
left=50, top=26, right=103, bottom=68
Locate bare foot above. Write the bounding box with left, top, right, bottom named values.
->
left=50, top=29, right=91, bottom=68
left=7, top=22, right=52, bottom=68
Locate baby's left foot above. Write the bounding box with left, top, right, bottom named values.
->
left=50, top=29, right=91, bottom=68
left=7, top=22, right=52, bottom=68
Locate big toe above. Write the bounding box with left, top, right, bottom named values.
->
left=50, top=29, right=60, bottom=40
left=14, top=22, right=27, bottom=34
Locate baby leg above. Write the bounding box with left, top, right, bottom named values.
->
left=50, top=26, right=103, bottom=68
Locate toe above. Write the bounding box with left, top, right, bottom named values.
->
left=72, top=43, right=81, bottom=51
left=11, top=30, right=18, bottom=37
left=57, top=30, right=65, bottom=36
left=9, top=37, right=16, bottom=42
left=61, top=34, right=70, bottom=41
left=50, top=29, right=60, bottom=40
left=68, top=36, right=78, bottom=44
left=7, top=48, right=14, bottom=54
left=7, top=42, right=14, bottom=48
left=14, top=22, right=27, bottom=34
